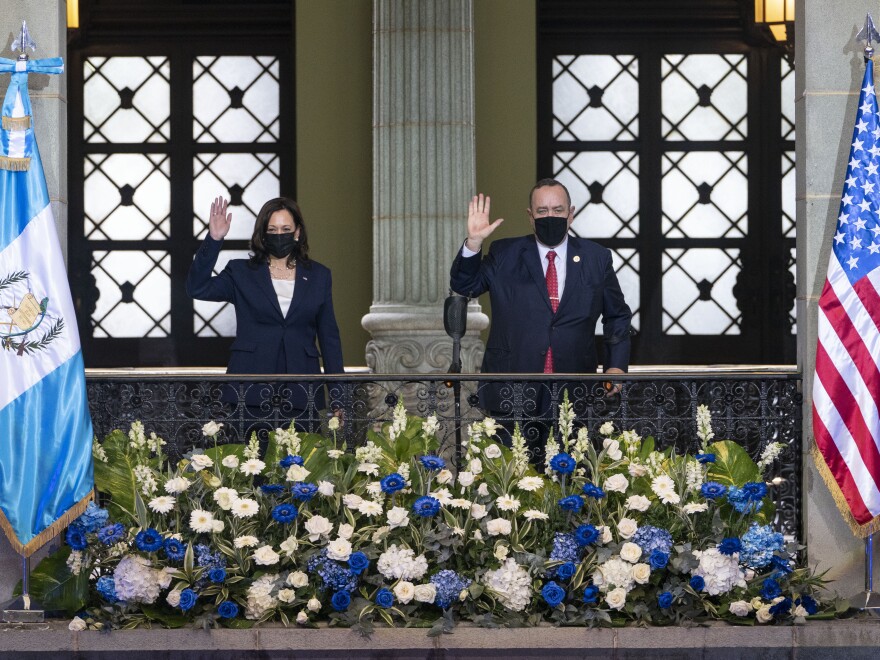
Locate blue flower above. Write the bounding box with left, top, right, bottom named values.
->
left=700, top=481, right=727, bottom=500
left=555, top=561, right=577, bottom=580
left=740, top=523, right=785, bottom=568
left=717, top=537, right=742, bottom=556
left=558, top=495, right=584, bottom=512
left=574, top=524, right=599, bottom=546
left=380, top=473, right=406, bottom=494
left=761, top=578, right=782, bottom=600
left=260, top=484, right=286, bottom=495
left=135, top=528, right=163, bottom=553
left=430, top=570, right=472, bottom=609
left=290, top=483, right=318, bottom=502
left=689, top=575, right=705, bottom=592
left=582, top=585, right=599, bottom=604
left=769, top=597, right=792, bottom=618
left=657, top=591, right=674, bottom=609
left=770, top=555, right=793, bottom=574
left=307, top=549, right=359, bottom=592
left=549, top=533, right=580, bottom=563
left=65, top=526, right=88, bottom=551
left=96, top=576, right=119, bottom=603
left=272, top=503, right=299, bottom=523
left=195, top=544, right=226, bottom=569
left=632, top=525, right=673, bottom=555
left=727, top=483, right=766, bottom=514
left=413, top=496, right=441, bottom=517
left=582, top=483, right=605, bottom=499
left=550, top=453, right=576, bottom=475
left=96, top=523, right=125, bottom=546
left=331, top=590, right=351, bottom=611
left=648, top=549, right=669, bottom=570
left=74, top=502, right=110, bottom=534
left=164, top=538, right=186, bottom=561
left=375, top=588, right=394, bottom=609
left=348, top=552, right=369, bottom=575
left=796, top=595, right=818, bottom=615
left=541, top=581, right=566, bottom=607
left=743, top=481, right=768, bottom=500
left=217, top=600, right=239, bottom=618
left=279, top=455, right=296, bottom=468
left=696, top=453, right=715, bottom=464
left=179, top=588, right=197, bottom=612
left=419, top=455, right=446, bottom=471
left=209, top=567, right=227, bottom=583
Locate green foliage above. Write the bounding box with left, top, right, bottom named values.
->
left=14, top=546, right=89, bottom=616
left=93, top=430, right=139, bottom=521
left=707, top=440, right=761, bottom=487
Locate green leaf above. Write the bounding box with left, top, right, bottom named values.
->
left=140, top=603, right=189, bottom=628
left=204, top=443, right=245, bottom=465
left=707, top=440, right=761, bottom=487
left=15, top=546, right=89, bottom=616
left=93, top=430, right=140, bottom=522
left=639, top=436, right=655, bottom=460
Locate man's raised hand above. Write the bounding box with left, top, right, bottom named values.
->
left=465, top=193, right=504, bottom=252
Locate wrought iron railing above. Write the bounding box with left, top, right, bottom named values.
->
left=85, top=371, right=802, bottom=538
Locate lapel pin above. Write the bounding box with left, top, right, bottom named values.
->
left=573, top=255, right=580, bottom=263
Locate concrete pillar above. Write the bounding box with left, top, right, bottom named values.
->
left=798, top=0, right=876, bottom=596
left=0, top=0, right=67, bottom=599
left=363, top=0, right=488, bottom=374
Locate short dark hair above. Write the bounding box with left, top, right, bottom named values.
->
left=249, top=197, right=311, bottom=267
left=529, top=178, right=571, bottom=209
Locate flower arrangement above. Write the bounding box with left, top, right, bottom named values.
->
left=38, top=399, right=836, bottom=633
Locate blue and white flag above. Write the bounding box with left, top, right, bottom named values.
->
left=0, top=37, right=94, bottom=556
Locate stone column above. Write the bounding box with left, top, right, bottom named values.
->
left=798, top=0, right=875, bottom=596
left=0, top=0, right=67, bottom=599
left=363, top=0, right=488, bottom=375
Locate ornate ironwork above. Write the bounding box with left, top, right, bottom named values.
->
left=86, top=371, right=802, bottom=539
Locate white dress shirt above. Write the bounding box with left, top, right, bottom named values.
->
left=271, top=278, right=295, bottom=316
left=461, top=236, right=569, bottom=299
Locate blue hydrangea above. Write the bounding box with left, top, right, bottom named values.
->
left=582, top=483, right=605, bottom=499
left=96, top=576, right=119, bottom=603
left=419, top=455, right=446, bottom=471
left=700, top=481, right=727, bottom=499
left=740, top=523, right=785, bottom=568
left=195, top=544, right=226, bottom=569
left=380, top=473, right=406, bottom=494
left=307, top=549, right=359, bottom=592
left=430, top=570, right=471, bottom=609
left=73, top=502, right=110, bottom=534
left=549, top=453, right=576, bottom=475
left=727, top=482, right=767, bottom=513
left=549, top=532, right=580, bottom=563
left=97, top=523, right=126, bottom=546
left=272, top=503, right=299, bottom=523
left=631, top=525, right=673, bottom=555
left=290, top=483, right=318, bottom=502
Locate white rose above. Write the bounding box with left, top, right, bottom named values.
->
left=393, top=580, right=415, bottom=604
left=603, top=473, right=629, bottom=493
left=202, top=421, right=223, bottom=437
left=631, top=563, right=651, bottom=584
left=337, top=523, right=355, bottom=540
left=68, top=616, right=87, bottom=631
left=470, top=459, right=483, bottom=474
left=603, top=438, right=623, bottom=461
left=625, top=495, right=651, bottom=512
left=793, top=604, right=809, bottom=617
left=486, top=517, right=512, bottom=536
left=617, top=517, right=638, bottom=539
left=190, top=454, right=214, bottom=471
left=750, top=596, right=765, bottom=610
left=286, top=465, right=311, bottom=482
left=620, top=542, right=643, bottom=563
left=477, top=483, right=490, bottom=497
left=318, top=480, right=335, bottom=496
left=599, top=421, right=615, bottom=436
left=212, top=520, right=225, bottom=533
left=470, top=503, right=488, bottom=520
left=605, top=587, right=627, bottom=610
left=729, top=600, right=753, bottom=617
left=221, top=455, right=240, bottom=468
left=296, top=610, right=309, bottom=625
left=484, top=444, right=502, bottom=459
left=304, top=515, right=333, bottom=541
left=494, top=544, right=509, bottom=561
left=287, top=571, right=309, bottom=588
left=328, top=416, right=341, bottom=431
left=756, top=605, right=774, bottom=623
left=457, top=471, right=475, bottom=487
left=413, top=583, right=437, bottom=603
left=307, top=597, right=322, bottom=612
left=213, top=487, right=239, bottom=510
left=628, top=462, right=648, bottom=478
left=253, top=545, right=280, bottom=566
left=436, top=469, right=454, bottom=484
left=326, top=538, right=353, bottom=562
left=278, top=588, right=296, bottom=603
left=599, top=525, right=613, bottom=545
left=280, top=536, right=299, bottom=557
left=166, top=589, right=181, bottom=607
left=386, top=506, right=410, bottom=529
left=342, top=494, right=363, bottom=509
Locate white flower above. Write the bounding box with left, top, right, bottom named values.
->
left=625, top=495, right=651, bottom=512
left=470, top=503, right=488, bottom=519
left=245, top=573, right=279, bottom=620
left=594, top=557, right=635, bottom=592
left=163, top=476, right=192, bottom=494
left=470, top=458, right=483, bottom=474
left=295, top=610, right=309, bottom=624
left=304, top=515, right=333, bottom=541
left=394, top=581, right=415, bottom=604
left=472, top=529, right=484, bottom=541
left=603, top=438, right=623, bottom=461
left=202, top=421, right=223, bottom=437
left=213, top=487, right=239, bottom=511
left=342, top=494, right=363, bottom=509
left=691, top=548, right=747, bottom=596
left=165, top=589, right=181, bottom=607
left=221, top=455, right=240, bottom=469
left=326, top=449, right=345, bottom=460
left=413, top=583, right=436, bottom=603
left=651, top=474, right=680, bottom=504
left=617, top=517, right=638, bottom=540
left=603, top=473, right=629, bottom=493
left=240, top=459, right=266, bottom=476
left=212, top=519, right=225, bottom=532
left=729, top=600, right=753, bottom=617
left=377, top=545, right=429, bottom=581
left=516, top=476, right=544, bottom=492
left=631, top=563, right=651, bottom=584
left=358, top=500, right=384, bottom=517
left=482, top=417, right=500, bottom=436
left=599, top=421, right=615, bottom=436
left=278, top=588, right=296, bottom=603
left=326, top=538, right=353, bottom=562
left=477, top=483, right=490, bottom=497
left=189, top=454, right=214, bottom=471
left=280, top=536, right=299, bottom=557
left=682, top=502, right=709, bottom=514
left=307, top=597, right=322, bottom=612
left=317, top=480, right=335, bottom=496
left=68, top=616, right=87, bottom=631
left=232, top=498, right=259, bottom=518
left=436, top=469, right=454, bottom=484
left=484, top=444, right=503, bottom=459
left=148, top=495, right=176, bottom=514
left=286, top=464, right=311, bottom=482
left=189, top=509, right=215, bottom=533
left=430, top=488, right=454, bottom=505
left=486, top=517, right=512, bottom=536
left=751, top=596, right=765, bottom=610
left=373, top=526, right=391, bottom=543
left=66, top=550, right=85, bottom=574
left=113, top=555, right=170, bottom=604
left=253, top=545, right=281, bottom=566
left=494, top=544, right=509, bottom=561
left=628, top=461, right=648, bottom=478
left=287, top=571, right=309, bottom=588
left=599, top=525, right=613, bottom=545
left=482, top=558, right=532, bottom=612
left=457, top=471, right=475, bottom=487
left=495, top=495, right=521, bottom=512
left=793, top=604, right=809, bottom=617
left=358, top=462, right=380, bottom=476
left=234, top=535, right=259, bottom=548
left=387, top=506, right=410, bottom=529
left=337, top=523, right=354, bottom=540
left=605, top=587, right=627, bottom=610
left=448, top=498, right=471, bottom=510
left=756, top=605, right=774, bottom=623
left=422, top=414, right=440, bottom=436
left=620, top=542, right=643, bottom=563
left=328, top=415, right=341, bottom=431
left=522, top=509, right=549, bottom=521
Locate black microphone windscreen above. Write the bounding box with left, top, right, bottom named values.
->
left=444, top=294, right=468, bottom=339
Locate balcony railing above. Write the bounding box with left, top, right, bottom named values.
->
left=85, top=369, right=802, bottom=539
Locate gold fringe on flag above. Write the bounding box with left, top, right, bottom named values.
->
left=1, top=115, right=31, bottom=131
left=0, top=155, right=30, bottom=172
left=0, top=491, right=94, bottom=558
left=811, top=440, right=880, bottom=538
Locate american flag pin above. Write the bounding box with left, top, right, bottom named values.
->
left=303, top=276, right=308, bottom=281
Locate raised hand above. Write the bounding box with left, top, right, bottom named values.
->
left=208, top=196, right=232, bottom=241
left=465, top=193, right=504, bottom=252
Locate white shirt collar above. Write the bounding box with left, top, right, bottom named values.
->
left=535, top=235, right=568, bottom=263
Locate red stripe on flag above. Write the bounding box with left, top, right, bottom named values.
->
left=854, top=274, right=880, bottom=335
left=813, top=405, right=874, bottom=525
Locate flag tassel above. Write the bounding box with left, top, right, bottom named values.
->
left=811, top=442, right=880, bottom=538
left=0, top=491, right=93, bottom=558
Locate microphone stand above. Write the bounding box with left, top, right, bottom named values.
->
left=444, top=293, right=468, bottom=464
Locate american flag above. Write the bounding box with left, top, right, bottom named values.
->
left=813, top=60, right=880, bottom=534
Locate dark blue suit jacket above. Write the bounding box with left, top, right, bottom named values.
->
left=186, top=235, right=344, bottom=409
left=450, top=235, right=632, bottom=409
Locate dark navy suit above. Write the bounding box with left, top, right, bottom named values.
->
left=186, top=235, right=343, bottom=411
left=450, top=235, right=632, bottom=412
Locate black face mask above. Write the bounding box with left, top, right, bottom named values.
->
left=264, top=233, right=298, bottom=259
left=534, top=216, right=569, bottom=247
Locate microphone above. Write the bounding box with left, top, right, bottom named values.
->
left=444, top=292, right=468, bottom=340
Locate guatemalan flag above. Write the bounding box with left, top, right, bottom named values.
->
left=812, top=57, right=880, bottom=536
left=0, top=28, right=94, bottom=556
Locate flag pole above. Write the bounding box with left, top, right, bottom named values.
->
left=1, top=554, right=44, bottom=623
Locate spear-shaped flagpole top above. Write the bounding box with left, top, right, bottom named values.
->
left=857, top=14, right=880, bottom=61
left=10, top=20, right=36, bottom=62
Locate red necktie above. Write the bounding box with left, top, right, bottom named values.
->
left=544, top=250, right=558, bottom=374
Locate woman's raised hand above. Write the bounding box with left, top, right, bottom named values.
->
left=208, top=196, right=232, bottom=241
